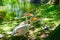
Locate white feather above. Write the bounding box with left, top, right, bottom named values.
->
left=13, top=21, right=30, bottom=36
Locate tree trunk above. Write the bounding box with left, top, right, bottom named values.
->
left=54, top=0, right=59, bottom=5
left=47, top=0, right=55, bottom=4
left=47, top=0, right=59, bottom=5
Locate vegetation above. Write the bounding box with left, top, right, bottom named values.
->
left=0, top=0, right=60, bottom=40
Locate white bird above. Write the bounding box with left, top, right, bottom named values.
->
left=12, top=21, right=30, bottom=36
left=12, top=13, right=33, bottom=36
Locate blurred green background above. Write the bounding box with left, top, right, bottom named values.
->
left=0, top=0, right=60, bottom=40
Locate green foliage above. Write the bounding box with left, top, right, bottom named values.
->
left=0, top=0, right=3, bottom=6
left=37, top=4, right=59, bottom=18
left=46, top=24, right=60, bottom=40
left=0, top=0, right=60, bottom=40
